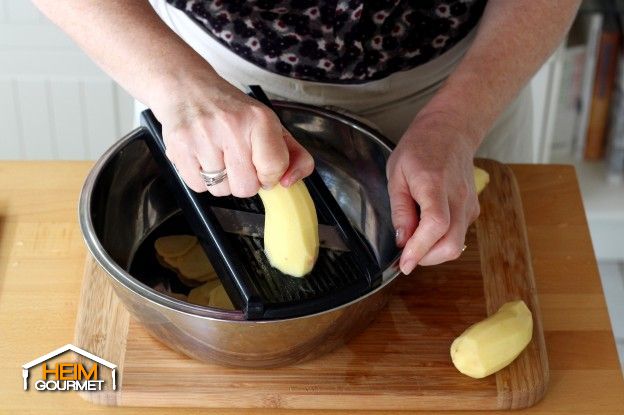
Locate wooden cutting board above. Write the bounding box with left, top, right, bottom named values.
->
left=73, top=159, right=548, bottom=410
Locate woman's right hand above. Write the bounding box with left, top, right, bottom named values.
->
left=150, top=73, right=315, bottom=197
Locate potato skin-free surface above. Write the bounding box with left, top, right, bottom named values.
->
left=474, top=166, right=490, bottom=195
left=450, top=300, right=533, bottom=379
left=258, top=180, right=319, bottom=277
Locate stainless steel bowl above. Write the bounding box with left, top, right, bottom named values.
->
left=79, top=101, right=401, bottom=367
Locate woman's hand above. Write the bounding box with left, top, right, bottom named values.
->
left=151, top=73, right=314, bottom=197
left=32, top=0, right=313, bottom=195
left=387, top=111, right=480, bottom=274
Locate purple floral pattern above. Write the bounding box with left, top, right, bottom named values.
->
left=166, top=0, right=487, bottom=83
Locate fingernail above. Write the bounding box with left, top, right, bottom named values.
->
left=285, top=170, right=300, bottom=187
left=401, top=259, right=417, bottom=275
left=261, top=183, right=274, bottom=190
left=395, top=228, right=403, bottom=246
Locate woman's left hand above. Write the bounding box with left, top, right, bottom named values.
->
left=386, top=111, right=481, bottom=275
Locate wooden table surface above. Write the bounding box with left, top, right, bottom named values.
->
left=0, top=161, right=622, bottom=414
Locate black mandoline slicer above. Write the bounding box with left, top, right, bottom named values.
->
left=140, top=85, right=381, bottom=320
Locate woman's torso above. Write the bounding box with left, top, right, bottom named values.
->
left=165, top=0, right=487, bottom=84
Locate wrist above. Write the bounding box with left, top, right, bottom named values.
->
left=144, top=61, right=223, bottom=115
left=406, top=105, right=482, bottom=155
left=414, top=70, right=500, bottom=151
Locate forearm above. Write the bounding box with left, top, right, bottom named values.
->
left=417, top=0, right=581, bottom=149
left=32, top=0, right=219, bottom=107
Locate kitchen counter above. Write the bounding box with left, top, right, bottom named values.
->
left=0, top=161, right=622, bottom=414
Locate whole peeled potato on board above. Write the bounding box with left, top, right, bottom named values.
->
left=450, top=300, right=533, bottom=379
left=474, top=166, right=490, bottom=195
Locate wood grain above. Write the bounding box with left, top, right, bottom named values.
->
left=73, top=258, right=130, bottom=406
left=71, top=159, right=547, bottom=410
left=475, top=159, right=549, bottom=409
left=2, top=161, right=623, bottom=414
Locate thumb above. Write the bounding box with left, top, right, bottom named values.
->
left=388, top=174, right=418, bottom=248
left=279, top=130, right=315, bottom=187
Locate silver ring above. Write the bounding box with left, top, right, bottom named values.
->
left=199, top=168, right=227, bottom=187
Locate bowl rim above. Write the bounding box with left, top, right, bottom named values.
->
left=78, top=101, right=402, bottom=323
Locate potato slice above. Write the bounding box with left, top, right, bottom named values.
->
left=157, top=253, right=181, bottom=269
left=188, top=271, right=218, bottom=283
left=258, top=180, right=319, bottom=277
left=154, top=235, right=197, bottom=258
left=450, top=300, right=533, bottom=379
left=474, top=166, right=490, bottom=195
left=156, top=238, right=219, bottom=286
left=187, top=279, right=221, bottom=306
left=175, top=244, right=218, bottom=281
left=208, top=284, right=235, bottom=310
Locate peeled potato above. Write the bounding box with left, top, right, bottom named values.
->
left=208, top=284, right=235, bottom=310
left=474, top=166, right=490, bottom=195
left=258, top=180, right=319, bottom=277
left=187, top=279, right=221, bottom=306
left=450, top=300, right=533, bottom=379
left=154, top=235, right=197, bottom=258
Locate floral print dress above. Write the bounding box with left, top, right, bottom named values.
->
left=166, top=0, right=487, bottom=83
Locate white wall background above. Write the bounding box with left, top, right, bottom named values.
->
left=0, top=0, right=134, bottom=160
